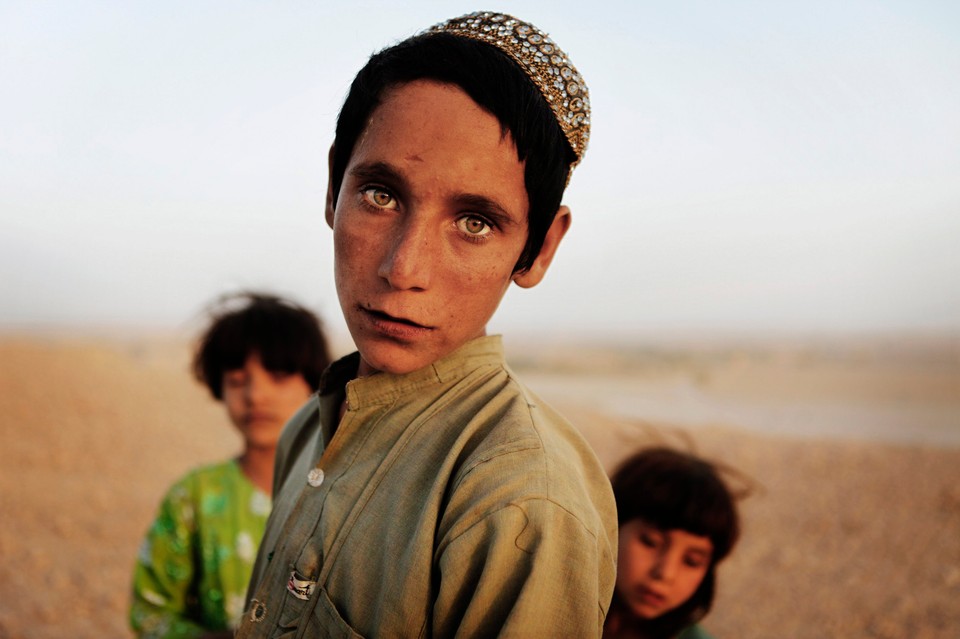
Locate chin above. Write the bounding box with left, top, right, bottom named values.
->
left=245, top=437, right=282, bottom=451
left=357, top=341, right=439, bottom=376
left=243, top=422, right=284, bottom=442
left=363, top=353, right=431, bottom=376
left=628, top=602, right=662, bottom=621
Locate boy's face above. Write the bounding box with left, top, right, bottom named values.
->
left=327, top=79, right=568, bottom=376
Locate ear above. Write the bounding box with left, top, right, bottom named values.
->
left=325, top=144, right=336, bottom=229
left=513, top=206, right=571, bottom=289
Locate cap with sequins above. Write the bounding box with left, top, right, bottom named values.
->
left=429, top=11, right=590, bottom=170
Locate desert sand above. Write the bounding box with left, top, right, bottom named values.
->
left=1, top=332, right=958, bottom=638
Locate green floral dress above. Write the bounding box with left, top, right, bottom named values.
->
left=131, top=460, right=271, bottom=638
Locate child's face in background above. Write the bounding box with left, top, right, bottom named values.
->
left=222, top=352, right=312, bottom=451
left=616, top=518, right=713, bottom=620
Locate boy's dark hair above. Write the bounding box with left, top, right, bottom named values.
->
left=330, top=33, right=576, bottom=273
left=610, top=447, right=741, bottom=636
left=193, top=292, right=331, bottom=400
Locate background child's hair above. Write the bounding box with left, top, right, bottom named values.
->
left=193, top=291, right=331, bottom=400
left=610, top=446, right=741, bottom=635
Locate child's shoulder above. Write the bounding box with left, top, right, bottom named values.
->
left=168, top=458, right=240, bottom=496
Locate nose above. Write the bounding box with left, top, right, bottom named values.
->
left=650, top=552, right=678, bottom=582
left=377, top=215, right=433, bottom=291
left=243, top=371, right=269, bottom=406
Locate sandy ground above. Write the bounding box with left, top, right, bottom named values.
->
left=0, top=333, right=958, bottom=638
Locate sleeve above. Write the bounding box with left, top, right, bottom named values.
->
left=130, top=480, right=206, bottom=639
left=432, top=498, right=614, bottom=638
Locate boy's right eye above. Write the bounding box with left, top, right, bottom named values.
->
left=361, top=187, right=398, bottom=210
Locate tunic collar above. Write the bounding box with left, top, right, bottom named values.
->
left=319, top=335, right=506, bottom=410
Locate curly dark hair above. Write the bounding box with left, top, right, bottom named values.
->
left=192, top=292, right=331, bottom=400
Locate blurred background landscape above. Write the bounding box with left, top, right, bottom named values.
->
left=0, top=332, right=957, bottom=637
left=1, top=0, right=958, bottom=637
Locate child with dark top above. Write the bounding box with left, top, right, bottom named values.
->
left=604, top=447, right=741, bottom=639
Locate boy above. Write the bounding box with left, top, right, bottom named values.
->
left=238, top=12, right=616, bottom=637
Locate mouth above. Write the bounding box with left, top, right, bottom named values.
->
left=360, top=306, right=433, bottom=332
left=636, top=586, right=667, bottom=607
left=245, top=411, right=278, bottom=425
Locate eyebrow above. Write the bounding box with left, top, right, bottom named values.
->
left=349, top=161, right=407, bottom=189
left=454, top=193, right=522, bottom=229
left=348, top=161, right=523, bottom=228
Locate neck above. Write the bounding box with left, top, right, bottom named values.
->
left=237, top=446, right=276, bottom=494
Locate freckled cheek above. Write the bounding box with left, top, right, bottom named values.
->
left=334, top=225, right=381, bottom=277
left=453, top=246, right=517, bottom=281
left=449, top=266, right=504, bottom=301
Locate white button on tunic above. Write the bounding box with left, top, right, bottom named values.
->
left=307, top=468, right=325, bottom=487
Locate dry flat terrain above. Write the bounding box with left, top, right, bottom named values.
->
left=1, top=333, right=958, bottom=638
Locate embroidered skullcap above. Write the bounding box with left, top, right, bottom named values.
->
left=429, top=11, right=590, bottom=171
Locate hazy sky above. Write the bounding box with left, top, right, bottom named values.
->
left=2, top=0, right=958, bottom=338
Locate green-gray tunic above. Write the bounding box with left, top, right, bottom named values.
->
left=238, top=335, right=617, bottom=638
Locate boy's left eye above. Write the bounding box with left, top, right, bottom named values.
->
left=457, top=215, right=491, bottom=237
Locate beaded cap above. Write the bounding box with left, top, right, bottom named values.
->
left=429, top=11, right=590, bottom=170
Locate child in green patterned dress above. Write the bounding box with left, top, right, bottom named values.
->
left=130, top=292, right=330, bottom=638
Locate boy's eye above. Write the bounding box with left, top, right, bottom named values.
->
left=457, top=215, right=491, bottom=237
left=362, top=187, right=397, bottom=209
